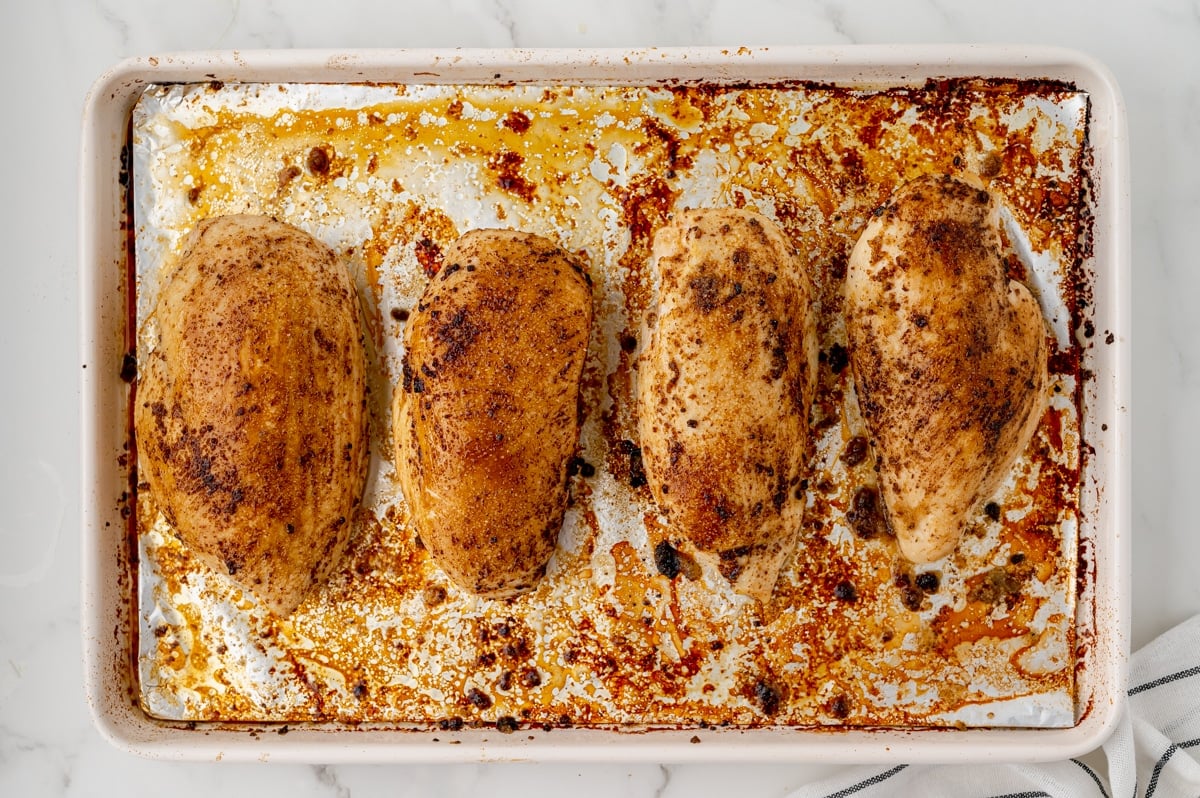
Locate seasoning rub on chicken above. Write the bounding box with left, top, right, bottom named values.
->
left=394, top=229, right=593, bottom=598
left=638, top=209, right=818, bottom=600
left=135, top=215, right=369, bottom=616
left=845, top=175, right=1050, bottom=563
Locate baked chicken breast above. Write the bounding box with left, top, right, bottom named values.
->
left=638, top=209, right=818, bottom=599
left=135, top=215, right=369, bottom=616
left=845, top=175, right=1049, bottom=563
left=394, top=229, right=593, bottom=598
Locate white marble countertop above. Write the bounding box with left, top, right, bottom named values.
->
left=0, top=0, right=1190, bottom=794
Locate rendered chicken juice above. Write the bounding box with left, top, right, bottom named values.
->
left=130, top=79, right=1091, bottom=729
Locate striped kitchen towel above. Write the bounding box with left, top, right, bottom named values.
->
left=787, top=614, right=1200, bottom=798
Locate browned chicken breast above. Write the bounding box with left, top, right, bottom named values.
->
left=394, top=230, right=593, bottom=598
left=135, top=215, right=369, bottom=616
left=637, top=209, right=818, bottom=599
left=845, top=175, right=1049, bottom=563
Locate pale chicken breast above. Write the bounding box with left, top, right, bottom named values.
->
left=638, top=209, right=818, bottom=599
left=135, top=215, right=369, bottom=616
left=845, top=175, right=1049, bottom=563
left=394, top=230, right=593, bottom=598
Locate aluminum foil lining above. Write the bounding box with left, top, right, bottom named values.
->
left=131, top=79, right=1090, bottom=729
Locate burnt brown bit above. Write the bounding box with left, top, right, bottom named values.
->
left=826, top=343, right=849, bottom=374
left=118, top=140, right=132, bottom=187
left=496, top=716, right=519, bottom=734
left=277, top=164, right=301, bottom=188
left=688, top=273, right=723, bottom=314
left=501, top=635, right=531, bottom=660
left=826, top=694, right=851, bottom=719
left=716, top=545, right=753, bottom=582
left=433, top=307, right=482, bottom=365
left=307, top=145, right=331, bottom=175
left=827, top=249, right=849, bottom=281
left=767, top=335, right=789, bottom=381
left=833, top=580, right=858, bottom=603
left=187, top=184, right=203, bottom=204
left=751, top=678, right=786, bottom=716
left=914, top=571, right=940, bottom=593
left=1047, top=348, right=1076, bottom=377
left=1003, top=252, right=1028, bottom=282
left=642, top=115, right=692, bottom=172
left=980, top=150, right=1003, bottom=178
left=438, top=716, right=464, bottom=731
left=984, top=501, right=1002, bottom=521
left=391, top=307, right=410, bottom=322
left=667, top=439, right=684, bottom=467
left=502, top=110, right=532, bottom=134
left=846, top=486, right=887, bottom=539
left=465, top=687, right=493, bottom=710
left=654, top=540, right=682, bottom=579
left=352, top=682, right=368, bottom=700
left=894, top=571, right=924, bottom=611
left=665, top=358, right=681, bottom=391
left=312, top=326, right=335, bottom=354
left=968, top=565, right=1030, bottom=606
left=519, top=668, right=542, bottom=688
left=619, top=332, right=638, bottom=352
left=487, top=150, right=537, bottom=202
left=841, top=436, right=869, bottom=467
left=920, top=220, right=991, bottom=279
left=497, top=670, right=513, bottom=691
left=401, top=359, right=415, bottom=393
left=658, top=540, right=701, bottom=581
left=422, top=584, right=447, bottom=606
left=619, top=439, right=647, bottom=488
left=414, top=237, right=444, bottom=277
left=120, top=350, right=137, bottom=382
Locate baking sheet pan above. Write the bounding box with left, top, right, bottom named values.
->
left=80, top=46, right=1129, bottom=762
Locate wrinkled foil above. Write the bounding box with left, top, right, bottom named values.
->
left=132, top=80, right=1089, bottom=728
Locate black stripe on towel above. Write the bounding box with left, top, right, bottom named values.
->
left=822, top=765, right=908, bottom=798
left=1072, top=758, right=1111, bottom=798
left=1127, top=664, right=1200, bottom=696
left=1144, top=737, right=1200, bottom=798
